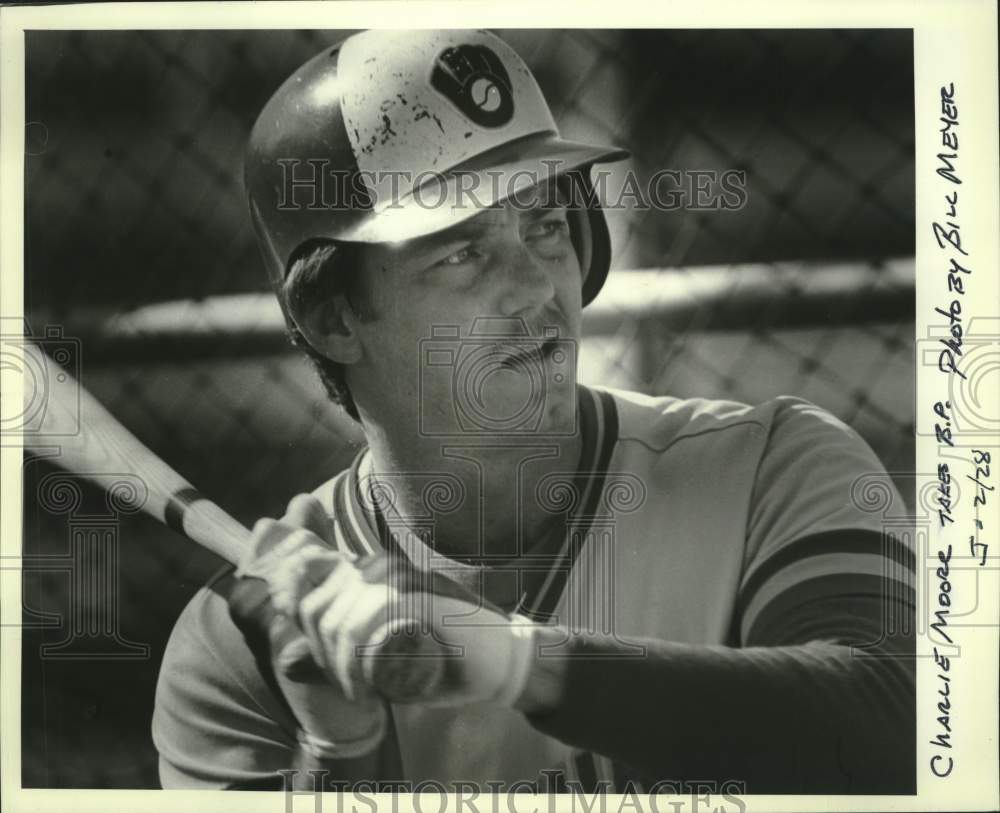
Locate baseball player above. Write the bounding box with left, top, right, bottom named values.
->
left=153, top=29, right=915, bottom=794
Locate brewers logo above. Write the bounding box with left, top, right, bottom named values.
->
left=431, top=44, right=514, bottom=128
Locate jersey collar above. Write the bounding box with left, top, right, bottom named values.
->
left=331, top=384, right=620, bottom=618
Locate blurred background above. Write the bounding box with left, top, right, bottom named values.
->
left=19, top=29, right=914, bottom=787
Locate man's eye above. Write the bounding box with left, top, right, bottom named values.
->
left=527, top=220, right=569, bottom=240
left=435, top=247, right=477, bottom=267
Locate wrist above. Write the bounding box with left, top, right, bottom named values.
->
left=513, top=623, right=569, bottom=715
left=298, top=702, right=388, bottom=760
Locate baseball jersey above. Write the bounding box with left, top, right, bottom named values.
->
left=153, top=385, right=915, bottom=792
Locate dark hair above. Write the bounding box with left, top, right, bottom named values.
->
left=281, top=239, right=369, bottom=421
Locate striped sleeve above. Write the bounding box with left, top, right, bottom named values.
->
left=737, top=397, right=915, bottom=651
left=525, top=398, right=915, bottom=792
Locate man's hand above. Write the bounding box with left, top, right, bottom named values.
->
left=295, top=551, right=539, bottom=709
left=231, top=493, right=548, bottom=713
left=227, top=494, right=388, bottom=760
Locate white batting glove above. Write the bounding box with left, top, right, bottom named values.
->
left=236, top=494, right=539, bottom=710
left=228, top=495, right=388, bottom=760
left=295, top=551, right=539, bottom=709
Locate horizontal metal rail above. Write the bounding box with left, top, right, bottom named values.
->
left=27, top=258, right=914, bottom=363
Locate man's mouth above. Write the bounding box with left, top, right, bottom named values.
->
left=494, top=339, right=556, bottom=369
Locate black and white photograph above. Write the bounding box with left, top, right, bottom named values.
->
left=1, top=3, right=997, bottom=811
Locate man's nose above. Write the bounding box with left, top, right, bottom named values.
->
left=496, top=241, right=556, bottom=317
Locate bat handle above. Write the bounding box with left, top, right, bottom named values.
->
left=232, top=573, right=447, bottom=702
left=178, top=491, right=448, bottom=699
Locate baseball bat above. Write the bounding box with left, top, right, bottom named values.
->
left=23, top=346, right=251, bottom=563
left=21, top=342, right=443, bottom=698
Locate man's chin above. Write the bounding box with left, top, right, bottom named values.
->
left=461, top=373, right=577, bottom=438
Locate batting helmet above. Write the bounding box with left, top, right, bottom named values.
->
left=245, top=29, right=629, bottom=309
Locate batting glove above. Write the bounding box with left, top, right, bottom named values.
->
left=228, top=495, right=388, bottom=760
left=294, top=547, right=539, bottom=709
left=234, top=495, right=539, bottom=711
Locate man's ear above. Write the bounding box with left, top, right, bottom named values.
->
left=287, top=292, right=364, bottom=365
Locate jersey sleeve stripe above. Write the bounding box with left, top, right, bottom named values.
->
left=738, top=528, right=914, bottom=606
left=739, top=548, right=914, bottom=638
left=741, top=571, right=916, bottom=646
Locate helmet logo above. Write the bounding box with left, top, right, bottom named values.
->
left=431, top=45, right=514, bottom=128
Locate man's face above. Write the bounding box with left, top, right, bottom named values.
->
left=346, top=182, right=583, bottom=438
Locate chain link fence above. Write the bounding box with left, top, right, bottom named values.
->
left=19, top=28, right=914, bottom=787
